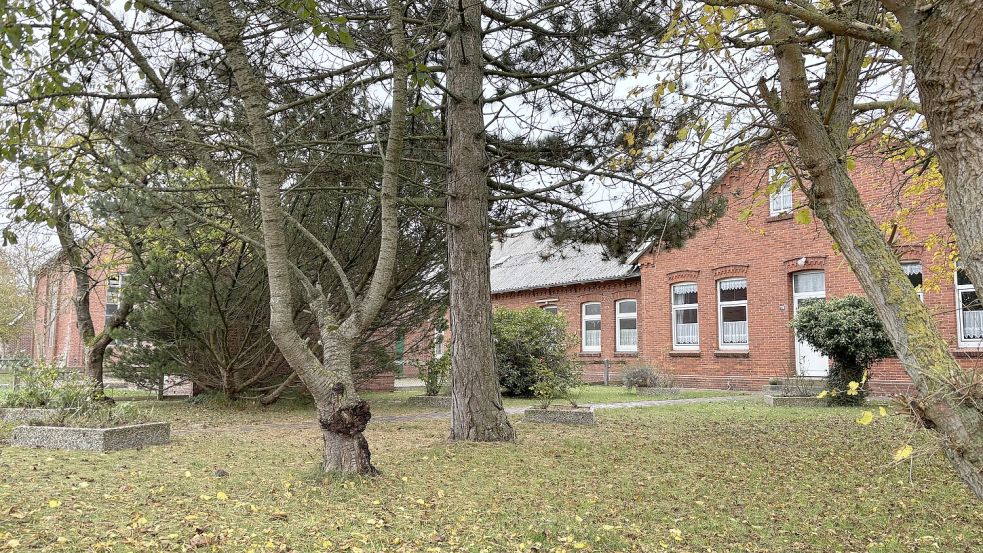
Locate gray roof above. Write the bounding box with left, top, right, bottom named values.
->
left=489, top=231, right=639, bottom=294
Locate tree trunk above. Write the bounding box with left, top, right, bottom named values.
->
left=764, top=7, right=983, bottom=500
left=221, top=365, right=238, bottom=400
left=316, top=341, right=377, bottom=475
left=86, top=340, right=107, bottom=387
left=907, top=0, right=983, bottom=296
left=445, top=0, right=515, bottom=442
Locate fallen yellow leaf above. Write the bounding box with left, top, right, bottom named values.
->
left=894, top=444, right=914, bottom=461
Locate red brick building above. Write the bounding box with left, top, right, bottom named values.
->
left=33, top=247, right=126, bottom=368
left=486, top=232, right=641, bottom=383
left=424, top=147, right=981, bottom=394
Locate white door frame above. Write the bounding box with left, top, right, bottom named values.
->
left=792, top=271, right=829, bottom=377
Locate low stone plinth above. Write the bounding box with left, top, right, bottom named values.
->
left=764, top=395, right=830, bottom=407
left=11, top=422, right=170, bottom=451
left=636, top=387, right=680, bottom=396
left=523, top=407, right=596, bottom=426
left=406, top=395, right=452, bottom=409
left=762, top=381, right=827, bottom=397
left=0, top=407, right=58, bottom=423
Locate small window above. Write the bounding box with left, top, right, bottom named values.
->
left=718, top=278, right=748, bottom=349
left=901, top=262, right=924, bottom=302
left=768, top=167, right=793, bottom=216
left=792, top=271, right=825, bottom=294
left=46, top=280, right=60, bottom=350
left=433, top=330, right=446, bottom=357
left=543, top=304, right=558, bottom=315
left=105, top=273, right=125, bottom=326
left=956, top=270, right=982, bottom=347
left=616, top=300, right=638, bottom=352
left=671, top=283, right=699, bottom=349
left=581, top=302, right=601, bottom=352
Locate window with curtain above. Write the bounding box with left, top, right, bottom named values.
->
left=671, top=283, right=699, bottom=349
left=718, top=278, right=748, bottom=348
left=582, top=302, right=601, bottom=352
left=616, top=300, right=637, bottom=352
left=901, top=262, right=924, bottom=302
left=957, top=269, right=983, bottom=346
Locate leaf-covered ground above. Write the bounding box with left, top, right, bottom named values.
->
left=1, top=396, right=980, bottom=552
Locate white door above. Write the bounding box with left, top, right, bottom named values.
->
left=792, top=271, right=829, bottom=377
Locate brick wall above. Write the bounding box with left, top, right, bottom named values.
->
left=33, top=246, right=124, bottom=369
left=492, top=278, right=642, bottom=383
left=637, top=147, right=982, bottom=395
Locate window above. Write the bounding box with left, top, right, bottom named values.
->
left=956, top=269, right=983, bottom=347
left=902, top=262, right=924, bottom=302
left=543, top=304, right=558, bottom=315
left=671, top=283, right=699, bottom=349
left=616, top=300, right=637, bottom=352
left=433, top=330, right=446, bottom=357
left=718, top=278, right=748, bottom=349
left=105, top=273, right=125, bottom=326
left=45, top=280, right=60, bottom=351
left=581, top=302, right=601, bottom=352
left=768, top=167, right=793, bottom=216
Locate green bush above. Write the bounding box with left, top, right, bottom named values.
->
left=494, top=307, right=579, bottom=397
left=790, top=295, right=895, bottom=406
left=622, top=364, right=675, bottom=389
left=530, top=359, right=582, bottom=409
left=0, top=362, right=65, bottom=408
left=419, top=353, right=450, bottom=396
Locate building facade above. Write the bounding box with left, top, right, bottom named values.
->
left=33, top=248, right=125, bottom=368
left=430, top=147, right=981, bottom=394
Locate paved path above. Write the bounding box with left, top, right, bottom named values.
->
left=173, top=394, right=753, bottom=435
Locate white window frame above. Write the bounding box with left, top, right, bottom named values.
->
left=581, top=302, right=602, bottom=352
left=105, top=272, right=126, bottom=326
left=955, top=270, right=983, bottom=348
left=717, top=278, right=749, bottom=350
left=542, top=304, right=559, bottom=315
left=768, top=167, right=793, bottom=216
left=615, top=299, right=638, bottom=352
left=671, top=283, right=699, bottom=350
left=433, top=330, right=446, bottom=357
left=901, top=262, right=924, bottom=302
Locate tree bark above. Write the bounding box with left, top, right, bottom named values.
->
left=445, top=0, right=515, bottom=442
left=904, top=0, right=983, bottom=296
left=316, top=338, right=378, bottom=475
left=764, top=5, right=983, bottom=500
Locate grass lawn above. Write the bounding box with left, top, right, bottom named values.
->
left=1, top=399, right=981, bottom=552
left=374, top=386, right=743, bottom=409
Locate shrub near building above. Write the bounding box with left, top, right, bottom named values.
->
left=493, top=307, right=580, bottom=397
left=790, top=295, right=895, bottom=405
